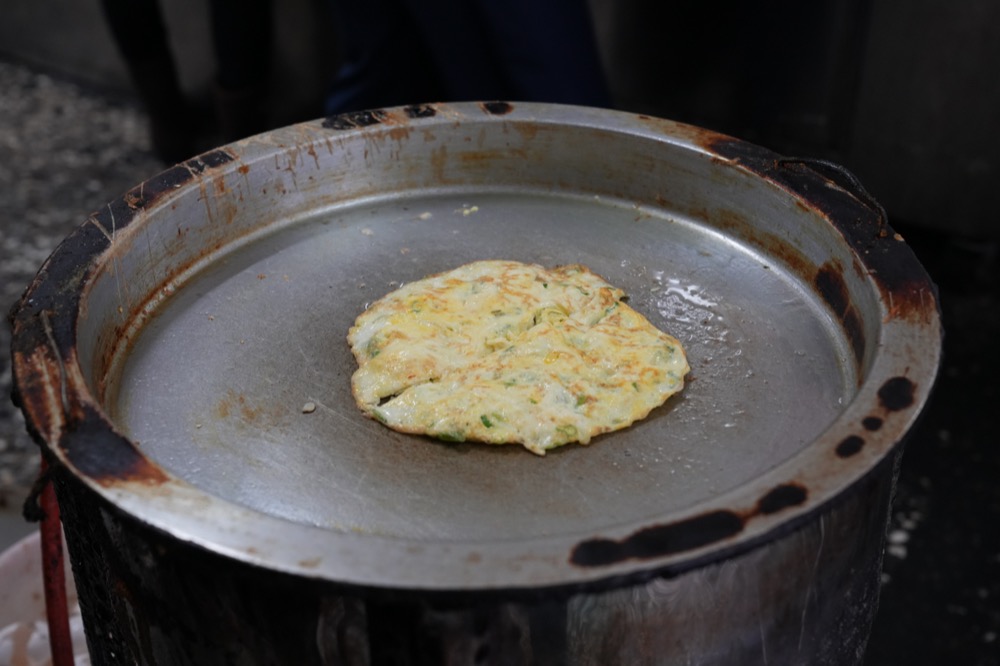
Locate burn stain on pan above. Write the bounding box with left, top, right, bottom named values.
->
left=57, top=404, right=168, bottom=487
left=833, top=376, right=918, bottom=459
left=671, top=190, right=875, bottom=372
left=12, top=149, right=237, bottom=363
left=9, top=221, right=111, bottom=359
left=322, top=109, right=390, bottom=130
left=707, top=206, right=818, bottom=281
left=687, top=204, right=869, bottom=367
left=878, top=376, right=916, bottom=411
left=571, top=511, right=744, bottom=567
left=10, top=150, right=237, bottom=488
left=480, top=101, right=514, bottom=115
left=862, top=416, right=884, bottom=431
left=756, top=483, right=809, bottom=515
left=814, top=261, right=866, bottom=364
left=185, top=149, right=236, bottom=173
left=705, top=137, right=939, bottom=325
left=403, top=103, right=437, bottom=119
left=570, top=483, right=808, bottom=567
left=87, top=149, right=237, bottom=237
left=836, top=435, right=866, bottom=458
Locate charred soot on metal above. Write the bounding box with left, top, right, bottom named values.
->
left=480, top=101, right=514, bottom=115
left=836, top=435, right=866, bottom=458
left=58, top=404, right=167, bottom=486
left=404, top=104, right=437, bottom=119
left=814, top=261, right=866, bottom=364
left=862, top=416, right=884, bottom=432
left=707, top=136, right=939, bottom=323
left=570, top=510, right=745, bottom=567
left=878, top=377, right=916, bottom=412
left=756, top=483, right=809, bottom=515
left=322, top=109, right=390, bottom=130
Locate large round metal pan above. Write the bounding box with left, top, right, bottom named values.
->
left=11, top=102, right=940, bottom=593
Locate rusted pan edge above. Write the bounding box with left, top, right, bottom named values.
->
left=705, top=136, right=940, bottom=326
left=8, top=103, right=944, bottom=593
left=9, top=150, right=236, bottom=483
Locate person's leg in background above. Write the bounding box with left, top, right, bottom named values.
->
left=206, top=0, right=274, bottom=141
left=469, top=0, right=611, bottom=106
left=323, top=0, right=446, bottom=115
left=99, top=0, right=198, bottom=163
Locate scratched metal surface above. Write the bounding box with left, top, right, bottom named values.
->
left=29, top=102, right=938, bottom=589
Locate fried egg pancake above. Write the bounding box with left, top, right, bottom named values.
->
left=348, top=260, right=689, bottom=455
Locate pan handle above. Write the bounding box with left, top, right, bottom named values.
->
left=776, top=157, right=889, bottom=234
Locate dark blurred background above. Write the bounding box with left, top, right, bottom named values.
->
left=1, top=0, right=997, bottom=663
